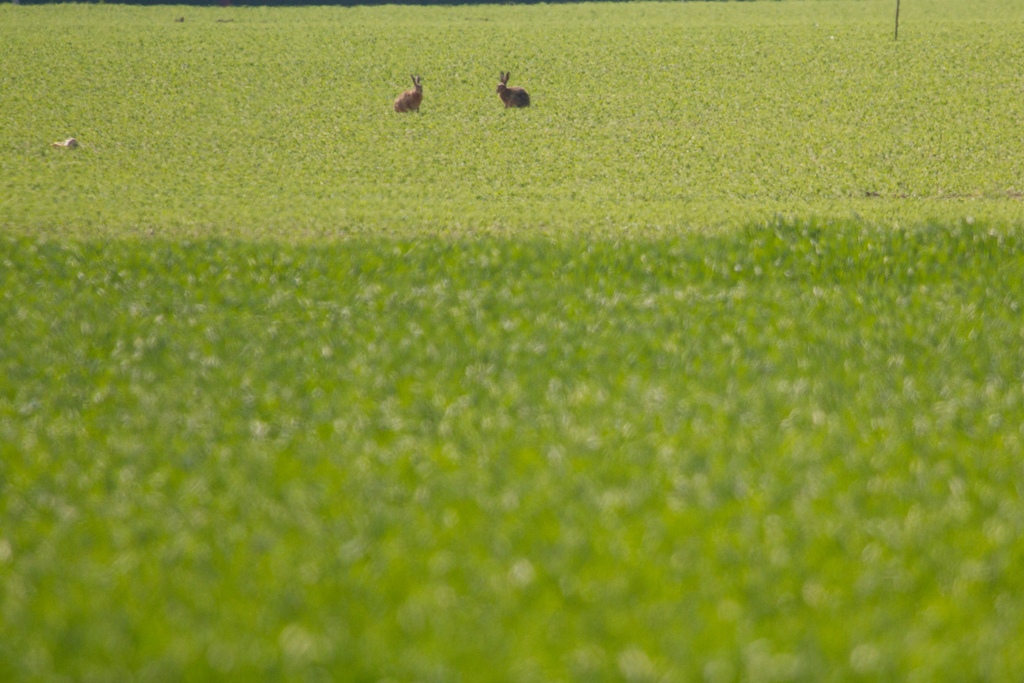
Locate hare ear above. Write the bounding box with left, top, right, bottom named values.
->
left=410, top=74, right=416, bottom=85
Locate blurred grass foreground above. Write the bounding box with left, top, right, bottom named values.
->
left=3, top=226, right=1024, bottom=680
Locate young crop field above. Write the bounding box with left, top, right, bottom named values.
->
left=3, top=0, right=1024, bottom=237
left=3, top=1, right=1024, bottom=682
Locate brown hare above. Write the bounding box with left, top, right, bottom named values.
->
left=394, top=75, right=423, bottom=113
left=497, top=71, right=530, bottom=108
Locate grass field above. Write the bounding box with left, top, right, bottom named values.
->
left=3, top=1, right=1024, bottom=682
left=3, top=0, right=1024, bottom=237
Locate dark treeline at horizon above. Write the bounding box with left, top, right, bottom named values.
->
left=9, top=0, right=766, bottom=6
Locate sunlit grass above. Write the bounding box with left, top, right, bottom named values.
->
left=2, top=0, right=1024, bottom=238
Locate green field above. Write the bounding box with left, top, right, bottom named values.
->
left=3, top=0, right=1024, bottom=236
left=3, top=1, right=1024, bottom=681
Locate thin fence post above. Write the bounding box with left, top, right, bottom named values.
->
left=895, top=0, right=901, bottom=40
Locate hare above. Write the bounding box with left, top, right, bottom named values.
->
left=497, top=71, right=530, bottom=108
left=51, top=138, right=79, bottom=149
left=394, top=75, right=423, bottom=113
